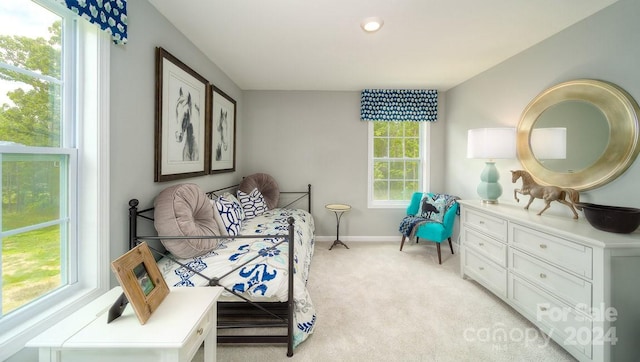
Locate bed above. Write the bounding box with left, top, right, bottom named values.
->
left=127, top=174, right=316, bottom=357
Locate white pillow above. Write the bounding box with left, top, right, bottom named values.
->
left=237, top=187, right=268, bottom=219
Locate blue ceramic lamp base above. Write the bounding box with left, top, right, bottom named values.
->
left=477, top=161, right=502, bottom=204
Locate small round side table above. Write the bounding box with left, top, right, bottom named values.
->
left=325, top=203, right=351, bottom=250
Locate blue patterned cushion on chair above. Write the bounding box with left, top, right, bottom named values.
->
left=416, top=194, right=446, bottom=223
left=237, top=187, right=269, bottom=219
left=212, top=193, right=244, bottom=236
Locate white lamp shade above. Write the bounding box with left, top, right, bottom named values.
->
left=467, top=128, right=516, bottom=159
left=531, top=127, right=567, bottom=160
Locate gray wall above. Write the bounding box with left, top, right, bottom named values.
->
left=241, top=91, right=447, bottom=239
left=109, top=0, right=243, bottom=282
left=445, top=0, right=640, bottom=218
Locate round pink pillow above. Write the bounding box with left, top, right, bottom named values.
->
left=154, top=183, right=221, bottom=258
left=238, top=173, right=280, bottom=209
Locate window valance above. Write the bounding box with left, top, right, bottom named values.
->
left=56, top=0, right=127, bottom=44
left=360, top=89, right=438, bottom=122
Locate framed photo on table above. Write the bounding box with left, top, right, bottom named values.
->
left=155, top=47, right=210, bottom=182
left=110, top=242, right=169, bottom=324
left=209, top=85, right=236, bottom=173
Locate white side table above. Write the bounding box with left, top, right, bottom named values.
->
left=27, top=286, right=223, bottom=362
left=325, top=203, right=351, bottom=250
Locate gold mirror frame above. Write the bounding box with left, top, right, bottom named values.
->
left=517, top=79, right=640, bottom=191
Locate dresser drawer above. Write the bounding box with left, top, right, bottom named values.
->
left=509, top=249, right=592, bottom=311
left=508, top=275, right=592, bottom=358
left=510, top=223, right=593, bottom=279
left=463, top=227, right=507, bottom=267
left=462, top=208, right=508, bottom=242
left=463, top=248, right=507, bottom=299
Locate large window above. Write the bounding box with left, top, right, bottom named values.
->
left=368, top=121, right=429, bottom=208
left=0, top=0, right=74, bottom=317
left=0, top=0, right=109, bottom=358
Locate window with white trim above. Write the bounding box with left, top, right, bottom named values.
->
left=368, top=121, right=429, bottom=208
left=0, top=0, right=109, bottom=358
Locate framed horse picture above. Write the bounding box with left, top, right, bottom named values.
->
left=209, top=85, right=236, bottom=173
left=155, top=47, right=210, bottom=182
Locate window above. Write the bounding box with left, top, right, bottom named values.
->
left=0, top=0, right=72, bottom=317
left=0, top=0, right=109, bottom=358
left=368, top=121, right=429, bottom=208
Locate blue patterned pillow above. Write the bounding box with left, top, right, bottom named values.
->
left=237, top=188, right=269, bottom=219
left=416, top=194, right=446, bottom=223
left=223, top=192, right=245, bottom=220
left=211, top=193, right=244, bottom=236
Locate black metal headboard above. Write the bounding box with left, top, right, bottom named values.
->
left=128, top=184, right=312, bottom=251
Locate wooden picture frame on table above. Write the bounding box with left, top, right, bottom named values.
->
left=155, top=47, right=211, bottom=182
left=209, top=85, right=236, bottom=173
left=110, top=242, right=169, bottom=325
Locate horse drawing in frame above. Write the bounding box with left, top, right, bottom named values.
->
left=215, top=108, right=229, bottom=161
left=174, top=87, right=200, bottom=161
left=511, top=169, right=581, bottom=219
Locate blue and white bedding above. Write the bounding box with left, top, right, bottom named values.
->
left=156, top=207, right=316, bottom=347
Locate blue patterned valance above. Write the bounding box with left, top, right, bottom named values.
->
left=360, top=89, right=438, bottom=122
left=55, top=0, right=128, bottom=44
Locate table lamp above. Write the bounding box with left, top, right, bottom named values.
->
left=467, top=128, right=516, bottom=203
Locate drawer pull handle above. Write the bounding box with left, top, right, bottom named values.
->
left=478, top=242, right=484, bottom=246
left=478, top=266, right=484, bottom=271
left=479, top=221, right=485, bottom=225
left=539, top=273, right=547, bottom=279
left=539, top=244, right=547, bottom=249
left=197, top=327, right=204, bottom=335
left=539, top=306, right=548, bottom=312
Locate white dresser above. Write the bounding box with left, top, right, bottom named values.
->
left=459, top=200, right=640, bottom=362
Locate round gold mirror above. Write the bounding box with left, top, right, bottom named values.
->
left=517, top=79, right=640, bottom=191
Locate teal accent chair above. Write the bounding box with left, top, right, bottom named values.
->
left=400, top=192, right=459, bottom=264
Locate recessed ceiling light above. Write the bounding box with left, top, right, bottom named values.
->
left=361, top=17, right=384, bottom=33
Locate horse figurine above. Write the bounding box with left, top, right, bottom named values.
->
left=511, top=170, right=581, bottom=219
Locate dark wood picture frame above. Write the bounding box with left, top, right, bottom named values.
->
left=110, top=242, right=169, bottom=325
left=155, top=47, right=211, bottom=182
left=209, top=85, right=236, bottom=173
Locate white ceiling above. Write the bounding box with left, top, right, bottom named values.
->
left=147, top=0, right=618, bottom=91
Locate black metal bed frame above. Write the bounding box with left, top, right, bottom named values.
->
left=128, top=184, right=312, bottom=357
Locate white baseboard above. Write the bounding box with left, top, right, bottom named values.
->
left=314, top=236, right=461, bottom=251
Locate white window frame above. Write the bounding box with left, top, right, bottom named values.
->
left=0, top=1, right=110, bottom=359
left=367, top=121, right=430, bottom=209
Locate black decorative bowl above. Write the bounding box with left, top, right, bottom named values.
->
left=575, top=203, right=640, bottom=234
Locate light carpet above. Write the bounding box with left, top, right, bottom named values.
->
left=194, top=241, right=576, bottom=362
